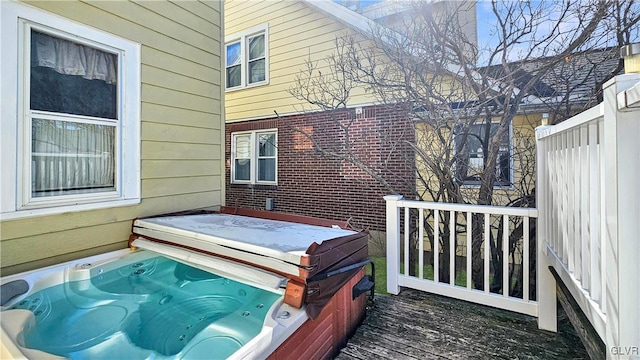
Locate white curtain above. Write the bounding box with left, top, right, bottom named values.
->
left=31, top=119, right=115, bottom=197
left=233, top=134, right=251, bottom=181
left=32, top=31, right=118, bottom=84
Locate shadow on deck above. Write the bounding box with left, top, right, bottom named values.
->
left=336, top=289, right=587, bottom=359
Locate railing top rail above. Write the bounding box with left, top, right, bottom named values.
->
left=620, top=80, right=640, bottom=109
left=395, top=199, right=538, bottom=218
left=535, top=103, right=603, bottom=141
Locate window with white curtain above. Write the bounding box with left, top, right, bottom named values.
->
left=30, top=30, right=118, bottom=198
left=231, top=130, right=277, bottom=184
left=0, top=2, right=141, bottom=219
left=225, top=24, right=268, bottom=90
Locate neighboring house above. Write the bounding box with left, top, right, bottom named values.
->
left=417, top=47, right=623, bottom=206
left=485, top=47, right=623, bottom=121
left=224, top=0, right=477, bottom=232
left=0, top=0, right=225, bottom=276
left=223, top=0, right=624, bottom=238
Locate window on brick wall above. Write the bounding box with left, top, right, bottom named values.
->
left=225, top=24, right=268, bottom=91
left=454, top=122, right=512, bottom=187
left=231, top=130, right=277, bottom=184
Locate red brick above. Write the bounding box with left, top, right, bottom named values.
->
left=225, top=105, right=415, bottom=230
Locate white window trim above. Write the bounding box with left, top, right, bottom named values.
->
left=0, top=1, right=141, bottom=220
left=454, top=121, right=514, bottom=189
left=231, top=129, right=277, bottom=185
left=225, top=24, right=269, bottom=92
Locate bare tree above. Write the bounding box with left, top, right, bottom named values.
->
left=288, top=0, right=639, bottom=296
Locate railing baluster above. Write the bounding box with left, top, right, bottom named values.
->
left=450, top=210, right=455, bottom=286
left=589, top=121, right=600, bottom=302
left=562, top=132, right=569, bottom=267
left=555, top=134, right=563, bottom=259
left=404, top=207, right=409, bottom=276
left=547, top=136, right=554, bottom=253
left=523, top=216, right=530, bottom=302
left=567, top=131, right=575, bottom=273
left=484, top=213, right=490, bottom=294
left=598, top=119, right=606, bottom=314
left=419, top=208, right=424, bottom=280
left=466, top=212, right=472, bottom=290
left=503, top=214, right=509, bottom=297
left=573, top=129, right=582, bottom=282
left=580, top=125, right=590, bottom=290
left=434, top=209, right=439, bottom=283
left=384, top=195, right=402, bottom=295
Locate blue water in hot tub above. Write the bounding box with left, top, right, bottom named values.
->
left=4, top=253, right=281, bottom=359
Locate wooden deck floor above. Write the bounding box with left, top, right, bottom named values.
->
left=335, top=289, right=588, bottom=360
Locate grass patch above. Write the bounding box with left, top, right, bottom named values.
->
left=367, top=257, right=389, bottom=295
left=367, top=256, right=469, bottom=295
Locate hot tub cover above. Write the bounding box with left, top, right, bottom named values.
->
left=130, top=210, right=369, bottom=319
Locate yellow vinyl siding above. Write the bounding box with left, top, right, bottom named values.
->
left=225, top=0, right=378, bottom=122
left=141, top=123, right=220, bottom=145
left=142, top=84, right=221, bottom=114
left=2, top=222, right=133, bottom=268
left=142, top=104, right=220, bottom=130
left=142, top=142, right=221, bottom=160
left=142, top=65, right=220, bottom=101
left=144, top=47, right=221, bottom=84
left=133, top=1, right=222, bottom=41
left=0, top=0, right=224, bottom=276
left=142, top=177, right=222, bottom=198
left=142, top=160, right=221, bottom=179
left=171, top=0, right=221, bottom=24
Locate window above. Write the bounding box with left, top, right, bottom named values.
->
left=231, top=130, right=277, bottom=184
left=225, top=24, right=268, bottom=90
left=1, top=2, right=141, bottom=219
left=454, top=122, right=512, bottom=187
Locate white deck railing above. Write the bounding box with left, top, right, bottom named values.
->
left=385, top=196, right=539, bottom=316
left=535, top=102, right=607, bottom=335
left=385, top=74, right=640, bottom=359
left=535, top=74, right=640, bottom=357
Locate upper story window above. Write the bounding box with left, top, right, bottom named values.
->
left=454, top=122, right=512, bottom=187
left=225, top=24, right=269, bottom=91
left=1, top=2, right=141, bottom=219
left=231, top=130, right=277, bottom=185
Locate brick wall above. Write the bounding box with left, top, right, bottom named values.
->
left=225, top=105, right=415, bottom=231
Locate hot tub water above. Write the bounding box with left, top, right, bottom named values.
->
left=3, top=252, right=282, bottom=359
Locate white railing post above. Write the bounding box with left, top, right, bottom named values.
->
left=602, top=74, right=640, bottom=359
left=535, top=125, right=558, bottom=332
left=385, top=194, right=403, bottom=295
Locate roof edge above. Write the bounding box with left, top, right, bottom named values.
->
left=301, top=0, right=380, bottom=35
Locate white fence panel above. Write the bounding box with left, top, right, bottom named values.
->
left=384, top=196, right=538, bottom=317
left=536, top=74, right=640, bottom=357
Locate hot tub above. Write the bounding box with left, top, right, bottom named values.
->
left=0, top=249, right=308, bottom=359
left=1, top=210, right=371, bottom=359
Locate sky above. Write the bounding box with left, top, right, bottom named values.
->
left=336, top=0, right=639, bottom=65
